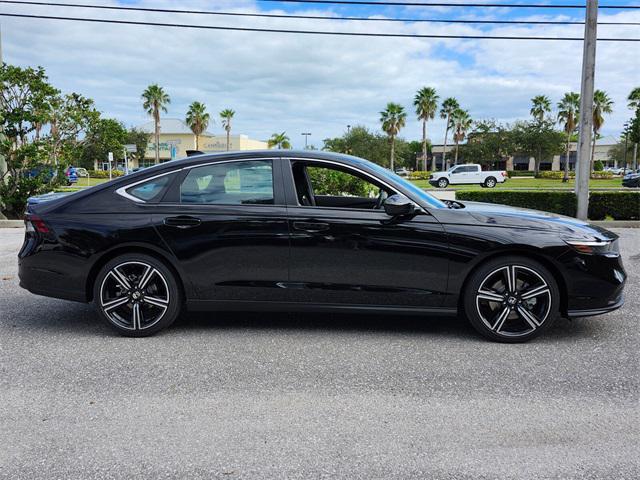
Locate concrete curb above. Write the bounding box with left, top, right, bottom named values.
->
left=0, top=220, right=24, bottom=228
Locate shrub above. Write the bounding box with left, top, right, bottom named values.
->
left=88, top=169, right=124, bottom=179
left=506, top=170, right=535, bottom=178
left=307, top=166, right=376, bottom=197
left=590, top=171, right=613, bottom=179
left=588, top=192, right=640, bottom=220
left=456, top=190, right=640, bottom=220
left=409, top=170, right=432, bottom=180
left=456, top=190, right=577, bottom=216
left=535, top=171, right=575, bottom=179
left=593, top=160, right=604, bottom=172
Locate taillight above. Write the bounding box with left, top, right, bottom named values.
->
left=25, top=214, right=49, bottom=234
left=501, top=171, right=507, bottom=177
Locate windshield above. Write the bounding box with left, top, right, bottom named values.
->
left=362, top=161, right=447, bottom=209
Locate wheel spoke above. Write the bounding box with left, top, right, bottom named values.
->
left=504, top=266, right=516, bottom=293
left=478, top=289, right=505, bottom=302
left=133, top=303, right=142, bottom=330
left=517, top=305, right=541, bottom=329
left=521, top=285, right=550, bottom=300
left=492, top=307, right=511, bottom=333
left=110, top=268, right=131, bottom=290
left=142, top=296, right=168, bottom=308
left=138, top=266, right=157, bottom=290
left=102, top=296, right=129, bottom=312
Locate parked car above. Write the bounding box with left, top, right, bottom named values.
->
left=429, top=164, right=507, bottom=188
left=604, top=166, right=625, bottom=175
left=395, top=167, right=411, bottom=177
left=19, top=151, right=625, bottom=342
left=622, top=170, right=640, bottom=188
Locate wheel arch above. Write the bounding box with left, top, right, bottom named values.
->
left=457, top=246, right=569, bottom=316
left=86, top=244, right=188, bottom=303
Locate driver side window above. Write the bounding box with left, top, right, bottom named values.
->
left=292, top=162, right=393, bottom=210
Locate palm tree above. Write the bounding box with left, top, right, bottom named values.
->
left=530, top=95, right=552, bottom=124
left=628, top=87, right=640, bottom=111
left=591, top=89, right=614, bottom=168
left=267, top=132, right=291, bottom=149
left=380, top=102, right=407, bottom=171
left=529, top=95, right=552, bottom=173
left=413, top=87, right=439, bottom=171
left=451, top=108, right=472, bottom=166
left=440, top=97, right=459, bottom=170
left=557, top=92, right=580, bottom=182
left=219, top=109, right=235, bottom=151
left=141, top=84, right=170, bottom=164
left=185, top=101, right=210, bottom=150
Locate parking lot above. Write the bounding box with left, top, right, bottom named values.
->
left=0, top=227, right=638, bottom=479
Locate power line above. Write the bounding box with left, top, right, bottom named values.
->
left=256, top=0, right=640, bottom=8
left=1, top=1, right=638, bottom=25
left=0, top=12, right=637, bottom=40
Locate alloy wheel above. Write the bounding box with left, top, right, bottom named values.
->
left=99, top=261, right=170, bottom=331
left=486, top=178, right=496, bottom=188
left=475, top=265, right=551, bottom=338
left=438, top=179, right=448, bottom=188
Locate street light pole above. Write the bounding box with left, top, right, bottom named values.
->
left=575, top=0, right=598, bottom=220
left=301, top=132, right=311, bottom=149
left=623, top=122, right=629, bottom=173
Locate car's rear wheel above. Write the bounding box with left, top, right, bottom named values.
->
left=94, top=253, right=182, bottom=337
left=484, top=177, right=497, bottom=188
left=463, top=256, right=559, bottom=342
left=437, top=178, right=449, bottom=188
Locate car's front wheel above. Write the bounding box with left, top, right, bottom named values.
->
left=463, top=256, right=559, bottom=342
left=94, top=253, right=182, bottom=337
left=437, top=178, right=449, bottom=188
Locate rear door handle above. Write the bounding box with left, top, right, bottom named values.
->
left=293, top=221, right=330, bottom=233
left=164, top=215, right=202, bottom=229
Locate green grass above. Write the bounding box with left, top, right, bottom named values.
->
left=410, top=177, right=624, bottom=191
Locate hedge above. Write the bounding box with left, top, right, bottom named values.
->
left=409, top=170, right=432, bottom=180
left=506, top=170, right=535, bottom=178
left=88, top=169, right=125, bottom=179
left=588, top=192, right=640, bottom=220
left=535, top=171, right=576, bottom=179
left=456, top=190, right=640, bottom=220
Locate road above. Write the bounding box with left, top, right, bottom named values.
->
left=0, top=228, right=638, bottom=479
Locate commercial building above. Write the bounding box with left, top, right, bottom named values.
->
left=97, top=118, right=268, bottom=170
left=424, top=136, right=619, bottom=171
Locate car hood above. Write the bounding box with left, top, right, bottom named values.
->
left=457, top=201, right=617, bottom=240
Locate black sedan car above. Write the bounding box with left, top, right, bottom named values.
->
left=19, top=151, right=626, bottom=342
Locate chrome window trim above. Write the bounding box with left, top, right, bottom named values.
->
left=115, top=170, right=177, bottom=203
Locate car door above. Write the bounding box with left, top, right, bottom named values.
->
left=449, top=166, right=467, bottom=184
left=152, top=157, right=290, bottom=305
left=283, top=158, right=449, bottom=309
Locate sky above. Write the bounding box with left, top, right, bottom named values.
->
left=1, top=0, right=639, bottom=149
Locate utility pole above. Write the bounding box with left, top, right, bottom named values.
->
left=623, top=122, right=629, bottom=172
left=301, top=132, right=311, bottom=149
left=575, top=0, right=598, bottom=220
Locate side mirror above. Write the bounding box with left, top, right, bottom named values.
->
left=383, top=194, right=416, bottom=217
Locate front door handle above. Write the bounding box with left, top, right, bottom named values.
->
left=164, top=215, right=202, bottom=229
left=293, top=221, right=330, bottom=233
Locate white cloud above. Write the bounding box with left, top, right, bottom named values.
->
left=1, top=0, right=638, bottom=148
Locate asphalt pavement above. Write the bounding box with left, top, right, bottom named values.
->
left=0, top=228, right=638, bottom=479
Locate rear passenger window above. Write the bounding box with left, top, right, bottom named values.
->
left=180, top=160, right=274, bottom=205
left=127, top=174, right=172, bottom=202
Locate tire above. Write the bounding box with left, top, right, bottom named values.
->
left=463, top=256, right=559, bottom=343
left=93, top=253, right=182, bottom=337
left=484, top=177, right=497, bottom=188
left=437, top=178, right=449, bottom=188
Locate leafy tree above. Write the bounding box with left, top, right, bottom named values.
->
left=380, top=102, right=406, bottom=171
left=185, top=101, right=210, bottom=150
left=461, top=120, right=515, bottom=169
left=413, top=87, right=438, bottom=171
left=124, top=128, right=149, bottom=166
left=80, top=118, right=127, bottom=169
left=440, top=97, right=459, bottom=170
left=47, top=92, right=99, bottom=168
left=451, top=108, right=472, bottom=166
left=0, top=64, right=58, bottom=218
left=511, top=120, right=565, bottom=172
left=267, top=132, right=291, bottom=149
left=557, top=92, right=580, bottom=182
left=141, top=84, right=170, bottom=164
left=220, top=109, right=235, bottom=151
left=607, top=135, right=635, bottom=169
left=628, top=87, right=640, bottom=112
left=591, top=89, right=613, bottom=168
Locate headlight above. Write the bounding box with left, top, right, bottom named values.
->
left=564, top=239, right=619, bottom=256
